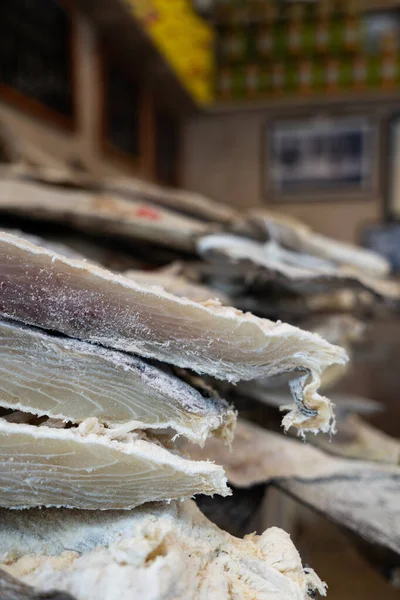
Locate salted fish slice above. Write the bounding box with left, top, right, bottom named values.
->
left=197, top=233, right=400, bottom=302
left=248, top=209, right=390, bottom=278
left=0, top=567, right=76, bottom=600
left=0, top=318, right=235, bottom=445
left=0, top=419, right=229, bottom=509
left=0, top=178, right=212, bottom=251
left=123, top=267, right=229, bottom=304
left=187, top=419, right=400, bottom=568
left=2, top=159, right=239, bottom=225
left=0, top=500, right=325, bottom=600
left=104, top=175, right=240, bottom=225
left=0, top=228, right=87, bottom=261
left=0, top=232, right=347, bottom=432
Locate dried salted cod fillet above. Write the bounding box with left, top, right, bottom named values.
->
left=0, top=419, right=229, bottom=509
left=198, top=233, right=400, bottom=302
left=2, top=162, right=238, bottom=225
left=248, top=209, right=390, bottom=278
left=229, top=387, right=392, bottom=463
left=186, top=420, right=400, bottom=563
left=104, top=175, right=240, bottom=225
left=0, top=500, right=325, bottom=600
left=0, top=318, right=235, bottom=445
left=186, top=419, right=400, bottom=486
left=0, top=567, right=75, bottom=600
left=238, top=289, right=374, bottom=322
left=313, top=414, right=400, bottom=465
left=299, top=231, right=390, bottom=277
left=0, top=232, right=347, bottom=434
left=235, top=385, right=382, bottom=424
left=1, top=228, right=87, bottom=261
left=234, top=289, right=364, bottom=322
left=123, top=267, right=229, bottom=304
left=0, top=178, right=212, bottom=251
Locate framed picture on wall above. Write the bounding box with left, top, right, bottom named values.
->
left=265, top=115, right=379, bottom=203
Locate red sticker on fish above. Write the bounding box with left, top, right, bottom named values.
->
left=135, top=206, right=161, bottom=221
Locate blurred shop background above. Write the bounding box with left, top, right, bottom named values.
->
left=1, top=1, right=400, bottom=598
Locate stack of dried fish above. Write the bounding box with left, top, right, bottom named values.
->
left=0, top=144, right=240, bottom=270
left=188, top=419, right=400, bottom=585
left=197, top=208, right=399, bottom=321
left=2, top=135, right=396, bottom=324
left=1, top=129, right=398, bottom=592
left=0, top=230, right=348, bottom=599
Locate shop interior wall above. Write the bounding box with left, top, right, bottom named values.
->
left=0, top=14, right=131, bottom=178
left=182, top=107, right=389, bottom=244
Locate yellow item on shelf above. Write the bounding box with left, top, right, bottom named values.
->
left=125, top=0, right=215, bottom=105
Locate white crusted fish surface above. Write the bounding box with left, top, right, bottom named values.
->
left=0, top=500, right=325, bottom=600
left=0, top=232, right=347, bottom=432
left=0, top=419, right=229, bottom=509
left=0, top=318, right=235, bottom=445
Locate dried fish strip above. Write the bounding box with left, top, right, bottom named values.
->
left=186, top=419, right=399, bottom=487
left=0, top=232, right=347, bottom=432
left=198, top=233, right=400, bottom=302
left=123, top=267, right=229, bottom=304
left=0, top=178, right=211, bottom=251
left=0, top=418, right=229, bottom=509
left=187, top=420, right=400, bottom=567
left=0, top=229, right=87, bottom=261
left=0, top=318, right=235, bottom=445
left=248, top=209, right=390, bottom=278
left=313, top=414, right=400, bottom=465
left=0, top=567, right=75, bottom=600
left=0, top=500, right=325, bottom=600
left=104, top=175, right=239, bottom=225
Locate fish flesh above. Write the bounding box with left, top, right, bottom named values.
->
left=0, top=318, right=235, bottom=445
left=197, top=233, right=400, bottom=302
left=0, top=499, right=325, bottom=600
left=0, top=418, right=229, bottom=509
left=247, top=209, right=390, bottom=278
left=0, top=178, right=212, bottom=251
left=123, top=267, right=229, bottom=304
left=0, top=232, right=347, bottom=432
